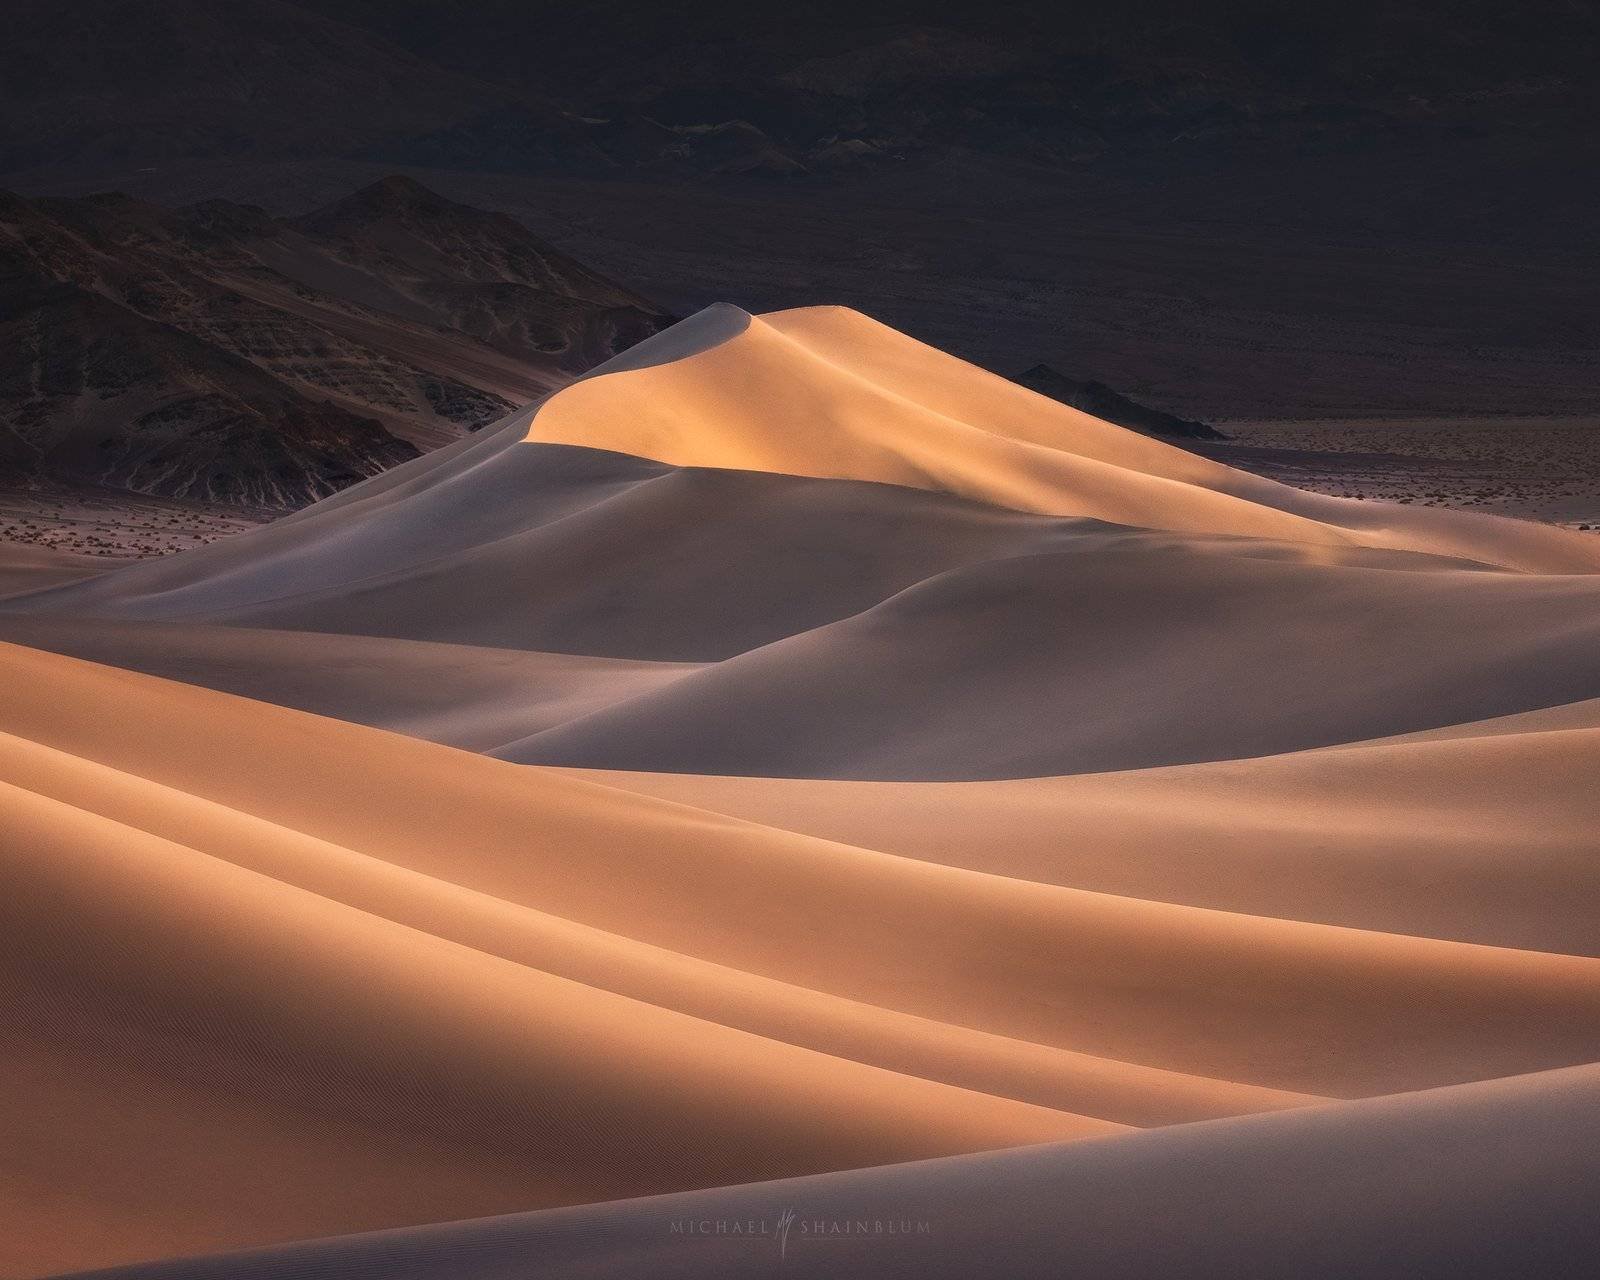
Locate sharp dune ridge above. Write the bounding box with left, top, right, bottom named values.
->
left=3, top=305, right=1599, bottom=1276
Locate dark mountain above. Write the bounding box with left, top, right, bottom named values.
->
left=1014, top=366, right=1225, bottom=441
left=289, top=176, right=669, bottom=371
left=0, top=280, right=416, bottom=509
left=0, top=178, right=672, bottom=508
left=2, top=2, right=1593, bottom=426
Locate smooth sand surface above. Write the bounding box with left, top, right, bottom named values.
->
left=4, top=306, right=1599, bottom=1276
left=7, top=643, right=1600, bottom=1274
left=552, top=719, right=1600, bottom=955
left=67, top=1065, right=1600, bottom=1280
left=15, top=527, right=1600, bottom=776
left=500, top=542, right=1600, bottom=777
left=0, top=617, right=700, bottom=753
left=0, top=544, right=108, bottom=600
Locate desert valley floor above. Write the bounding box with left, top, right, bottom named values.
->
left=4, top=306, right=1600, bottom=1278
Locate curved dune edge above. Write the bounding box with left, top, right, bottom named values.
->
left=549, top=713, right=1600, bottom=956
left=5, top=642, right=1600, bottom=1274
left=66, top=1064, right=1600, bottom=1280
left=9, top=499, right=1600, bottom=780
left=0, top=616, right=705, bottom=754
left=9, top=304, right=1596, bottom=641
left=529, top=305, right=1600, bottom=573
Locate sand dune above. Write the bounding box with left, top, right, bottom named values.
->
left=0, top=544, right=107, bottom=601
left=502, top=542, right=1600, bottom=777
left=10, top=306, right=1600, bottom=780
left=68, top=1065, right=1600, bottom=1280
left=16, top=525, right=1600, bottom=776
left=6, top=641, right=1600, bottom=1273
left=0, top=643, right=1119, bottom=1275
left=556, top=719, right=1600, bottom=955
left=0, top=617, right=699, bottom=754
left=3, top=305, right=1599, bottom=1276
left=530, top=305, right=1600, bottom=573
left=9, top=304, right=1599, bottom=638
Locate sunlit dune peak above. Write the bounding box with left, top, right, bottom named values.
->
left=524, top=304, right=1600, bottom=573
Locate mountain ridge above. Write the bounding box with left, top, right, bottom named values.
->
left=0, top=178, right=671, bottom=507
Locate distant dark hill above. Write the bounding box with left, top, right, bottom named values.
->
left=0, top=178, right=671, bottom=508
left=2, top=1, right=1594, bottom=428
left=291, top=176, right=669, bottom=369
left=1014, top=365, right=1225, bottom=441
left=0, top=276, right=416, bottom=509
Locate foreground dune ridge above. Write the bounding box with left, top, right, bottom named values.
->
left=3, top=305, right=1600, bottom=1276
left=68, top=1064, right=1600, bottom=1280
left=2, top=724, right=1301, bottom=1123
left=6, top=642, right=1600, bottom=1275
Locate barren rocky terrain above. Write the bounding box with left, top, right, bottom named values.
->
left=0, top=176, right=669, bottom=509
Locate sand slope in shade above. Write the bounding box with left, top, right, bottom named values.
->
left=0, top=545, right=107, bottom=601
left=14, top=528, right=1600, bottom=776
left=78, top=1062, right=1600, bottom=1280
left=0, top=617, right=701, bottom=754
left=3, top=305, right=1600, bottom=1277
left=501, top=542, right=1600, bottom=778
left=66, top=1065, right=1600, bottom=1280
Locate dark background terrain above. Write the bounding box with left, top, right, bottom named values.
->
left=5, top=0, right=1595, bottom=419
left=3, top=0, right=1600, bottom=550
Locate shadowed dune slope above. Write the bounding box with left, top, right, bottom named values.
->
left=503, top=544, right=1600, bottom=778
left=0, top=617, right=701, bottom=753
left=1, top=442, right=1130, bottom=659
left=0, top=545, right=107, bottom=601
left=13, top=522, right=1600, bottom=775
left=66, top=1065, right=1600, bottom=1280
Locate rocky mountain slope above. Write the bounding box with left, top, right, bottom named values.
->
left=0, top=177, right=670, bottom=507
